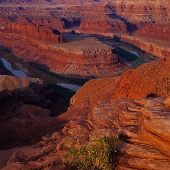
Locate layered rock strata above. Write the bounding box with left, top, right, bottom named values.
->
left=0, top=19, right=63, bottom=43
left=108, top=0, right=170, bottom=25
left=57, top=97, right=170, bottom=170
left=76, top=5, right=128, bottom=35
left=106, top=0, right=170, bottom=58
left=1, top=93, right=170, bottom=169
left=121, top=35, right=170, bottom=59
left=0, top=19, right=126, bottom=78
left=71, top=58, right=170, bottom=107
left=0, top=58, right=169, bottom=170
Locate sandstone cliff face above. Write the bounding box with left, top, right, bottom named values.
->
left=71, top=58, right=170, bottom=107
left=0, top=1, right=170, bottom=60
left=106, top=0, right=170, bottom=58
left=65, top=1, right=168, bottom=61
left=0, top=58, right=169, bottom=170
left=0, top=19, right=63, bottom=43
left=121, top=35, right=170, bottom=59
left=0, top=2, right=170, bottom=169
left=79, top=16, right=127, bottom=36
left=1, top=97, right=170, bottom=169
left=58, top=97, right=170, bottom=170
left=76, top=1, right=170, bottom=58
left=135, top=24, right=170, bottom=42
left=77, top=5, right=127, bottom=35
left=120, top=23, right=170, bottom=59
left=108, top=0, right=170, bottom=25
left=30, top=17, right=65, bottom=32
left=0, top=19, right=126, bottom=78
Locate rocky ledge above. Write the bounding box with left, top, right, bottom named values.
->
left=0, top=57, right=169, bottom=170
left=1, top=95, right=170, bottom=169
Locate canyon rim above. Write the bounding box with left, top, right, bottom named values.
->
left=0, top=0, right=169, bottom=170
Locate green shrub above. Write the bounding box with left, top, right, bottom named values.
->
left=65, top=136, right=118, bottom=170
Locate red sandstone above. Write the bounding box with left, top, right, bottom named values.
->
left=0, top=58, right=169, bottom=170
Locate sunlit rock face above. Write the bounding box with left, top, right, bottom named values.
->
left=0, top=1, right=169, bottom=170
left=107, top=0, right=170, bottom=58
left=0, top=0, right=170, bottom=60
left=0, top=17, right=126, bottom=78
left=0, top=18, right=63, bottom=43
left=71, top=58, right=170, bottom=107
left=0, top=58, right=169, bottom=170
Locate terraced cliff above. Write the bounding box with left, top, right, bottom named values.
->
left=107, top=0, right=170, bottom=58
left=0, top=1, right=170, bottom=170
left=0, top=18, right=126, bottom=78
left=0, top=0, right=170, bottom=59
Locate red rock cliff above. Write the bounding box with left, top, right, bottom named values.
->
left=0, top=19, right=63, bottom=43
left=0, top=58, right=169, bottom=170
left=0, top=19, right=126, bottom=78
left=71, top=58, right=170, bottom=107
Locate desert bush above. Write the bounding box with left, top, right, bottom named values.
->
left=65, top=136, right=118, bottom=170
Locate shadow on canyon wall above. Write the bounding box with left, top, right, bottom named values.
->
left=0, top=83, right=73, bottom=149
left=61, top=18, right=81, bottom=29
left=106, top=3, right=138, bottom=33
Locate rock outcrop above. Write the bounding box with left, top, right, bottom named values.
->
left=0, top=75, right=37, bottom=91
left=0, top=19, right=63, bottom=43
left=0, top=58, right=169, bottom=170
left=121, top=35, right=170, bottom=59
left=76, top=5, right=127, bottom=35
left=106, top=0, right=170, bottom=58
left=0, top=75, right=74, bottom=150
left=59, top=97, right=170, bottom=170
left=71, top=58, right=170, bottom=107
left=0, top=2, right=170, bottom=169
left=1, top=97, right=170, bottom=169
left=105, top=0, right=170, bottom=31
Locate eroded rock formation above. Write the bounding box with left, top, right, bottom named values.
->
left=106, top=0, right=170, bottom=58
left=0, top=75, right=38, bottom=91
left=0, top=1, right=170, bottom=169
left=76, top=5, right=127, bottom=35
left=0, top=0, right=170, bottom=59
left=0, top=76, right=74, bottom=150
left=0, top=19, right=63, bottom=43
left=1, top=96, right=170, bottom=169
left=0, top=19, right=126, bottom=78
left=121, top=35, right=170, bottom=59
left=0, top=58, right=169, bottom=170
left=71, top=58, right=170, bottom=107
left=58, top=97, right=170, bottom=170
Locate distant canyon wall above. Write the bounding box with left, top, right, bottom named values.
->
left=121, top=35, right=170, bottom=59
left=0, top=19, right=63, bottom=43
left=0, top=0, right=170, bottom=67
left=0, top=19, right=125, bottom=77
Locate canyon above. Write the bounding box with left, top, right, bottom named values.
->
left=0, top=0, right=169, bottom=170
left=0, top=57, right=169, bottom=170
left=0, top=0, right=169, bottom=77
left=0, top=17, right=127, bottom=78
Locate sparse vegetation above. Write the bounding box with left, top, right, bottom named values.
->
left=65, top=136, right=118, bottom=170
